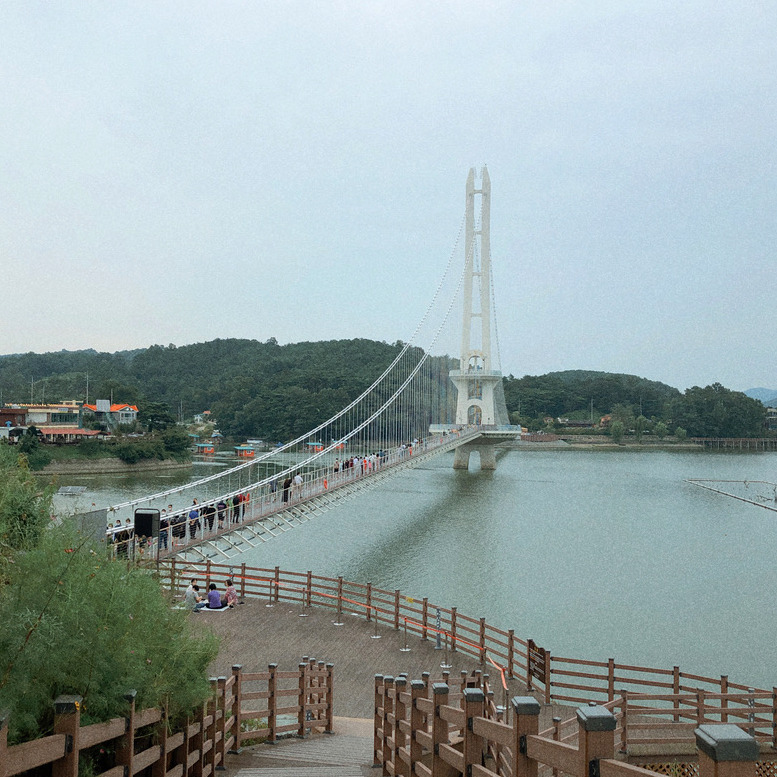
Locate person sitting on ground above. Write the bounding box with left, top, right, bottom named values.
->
left=185, top=584, right=207, bottom=612
left=224, top=579, right=238, bottom=608
left=207, top=582, right=225, bottom=609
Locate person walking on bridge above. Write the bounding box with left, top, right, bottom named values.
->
left=282, top=476, right=292, bottom=503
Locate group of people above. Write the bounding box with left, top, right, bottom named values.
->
left=184, top=577, right=239, bottom=611
left=107, top=493, right=250, bottom=555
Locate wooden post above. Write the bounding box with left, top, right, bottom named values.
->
left=205, top=559, right=212, bottom=590
left=274, top=566, right=280, bottom=602
left=374, top=675, right=385, bottom=769
left=409, top=680, right=425, bottom=772
left=52, top=695, right=83, bottom=777
left=773, top=687, right=777, bottom=750
left=0, top=710, right=8, bottom=777
left=577, top=705, right=616, bottom=777
left=267, top=663, right=278, bottom=744
left=170, top=557, right=177, bottom=595
left=394, top=677, right=408, bottom=777
left=366, top=582, right=372, bottom=622
left=325, top=663, right=334, bottom=734
left=192, top=701, right=206, bottom=777
left=608, top=658, right=615, bottom=701
left=118, top=691, right=138, bottom=777
left=673, top=666, right=681, bottom=722
left=206, top=678, right=218, bottom=775
left=306, top=570, right=313, bottom=607
left=179, top=714, right=192, bottom=777
left=552, top=716, right=562, bottom=777
left=620, top=691, right=629, bottom=753
left=239, top=563, right=246, bottom=599
left=721, top=676, right=729, bottom=723
left=511, top=696, right=540, bottom=777
left=230, top=665, right=243, bottom=752
left=394, top=590, right=401, bottom=630
left=431, top=683, right=449, bottom=777
left=507, top=629, right=515, bottom=679
left=152, top=701, right=170, bottom=777
left=462, top=687, right=486, bottom=777
left=450, top=607, right=457, bottom=652
left=382, top=677, right=395, bottom=776
left=216, top=677, right=227, bottom=770
left=479, top=617, right=487, bottom=665
left=337, top=576, right=344, bottom=618
left=544, top=650, right=552, bottom=704
left=696, top=725, right=758, bottom=777
left=298, top=663, right=308, bottom=738
left=422, top=597, right=428, bottom=640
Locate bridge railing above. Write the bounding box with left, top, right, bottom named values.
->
left=154, top=561, right=772, bottom=713
left=0, top=657, right=333, bottom=776
left=106, top=428, right=478, bottom=556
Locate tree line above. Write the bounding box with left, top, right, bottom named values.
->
left=1, top=341, right=769, bottom=440
left=503, top=370, right=768, bottom=438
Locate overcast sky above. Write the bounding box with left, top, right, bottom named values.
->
left=1, top=2, right=774, bottom=392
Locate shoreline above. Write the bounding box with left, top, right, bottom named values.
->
left=36, top=457, right=192, bottom=476
left=509, top=439, right=704, bottom=451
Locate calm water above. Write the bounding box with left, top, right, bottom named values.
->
left=54, top=449, right=777, bottom=689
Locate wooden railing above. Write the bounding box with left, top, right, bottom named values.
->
left=373, top=675, right=771, bottom=777
left=155, top=560, right=772, bottom=708
left=0, top=658, right=333, bottom=777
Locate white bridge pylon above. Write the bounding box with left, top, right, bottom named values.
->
left=108, top=169, right=520, bottom=560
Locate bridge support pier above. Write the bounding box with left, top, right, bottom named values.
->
left=453, top=443, right=497, bottom=471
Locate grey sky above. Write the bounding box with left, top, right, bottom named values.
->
left=1, top=2, right=774, bottom=392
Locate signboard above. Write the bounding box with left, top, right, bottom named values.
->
left=134, top=508, right=160, bottom=539
left=527, top=639, right=547, bottom=684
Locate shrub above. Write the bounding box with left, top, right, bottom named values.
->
left=0, top=525, right=218, bottom=743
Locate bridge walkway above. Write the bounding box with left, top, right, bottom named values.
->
left=162, top=427, right=494, bottom=562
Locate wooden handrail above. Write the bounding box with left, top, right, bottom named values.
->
left=2, top=658, right=334, bottom=777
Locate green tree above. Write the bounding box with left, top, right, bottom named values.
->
left=634, top=415, right=649, bottom=443
left=669, top=384, right=766, bottom=437
left=0, top=445, right=53, bottom=566
left=675, top=427, right=687, bottom=441
left=139, top=401, right=176, bottom=432
left=609, top=420, right=625, bottom=444
left=654, top=421, right=668, bottom=440
left=0, top=527, right=218, bottom=743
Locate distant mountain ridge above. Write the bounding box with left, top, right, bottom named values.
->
left=745, top=388, right=777, bottom=406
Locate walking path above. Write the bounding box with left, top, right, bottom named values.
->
left=190, top=598, right=562, bottom=775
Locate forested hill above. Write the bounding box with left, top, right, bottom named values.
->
left=502, top=370, right=681, bottom=420
left=0, top=340, right=767, bottom=439
left=0, top=339, right=405, bottom=440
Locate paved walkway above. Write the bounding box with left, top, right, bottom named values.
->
left=191, top=597, right=569, bottom=775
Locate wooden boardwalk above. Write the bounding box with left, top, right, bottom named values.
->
left=192, top=598, right=559, bottom=776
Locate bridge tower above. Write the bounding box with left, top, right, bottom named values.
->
left=449, top=166, right=508, bottom=470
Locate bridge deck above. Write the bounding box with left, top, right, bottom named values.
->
left=149, top=427, right=515, bottom=562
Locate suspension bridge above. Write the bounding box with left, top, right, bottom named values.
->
left=104, top=167, right=521, bottom=561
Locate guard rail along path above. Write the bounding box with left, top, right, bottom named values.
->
left=0, top=657, right=333, bottom=777
left=155, top=560, right=777, bottom=758
left=373, top=676, right=767, bottom=777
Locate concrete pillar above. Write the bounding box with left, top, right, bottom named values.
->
left=696, top=724, right=758, bottom=777
left=453, top=446, right=471, bottom=469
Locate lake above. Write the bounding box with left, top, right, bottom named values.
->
left=54, top=447, right=777, bottom=690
